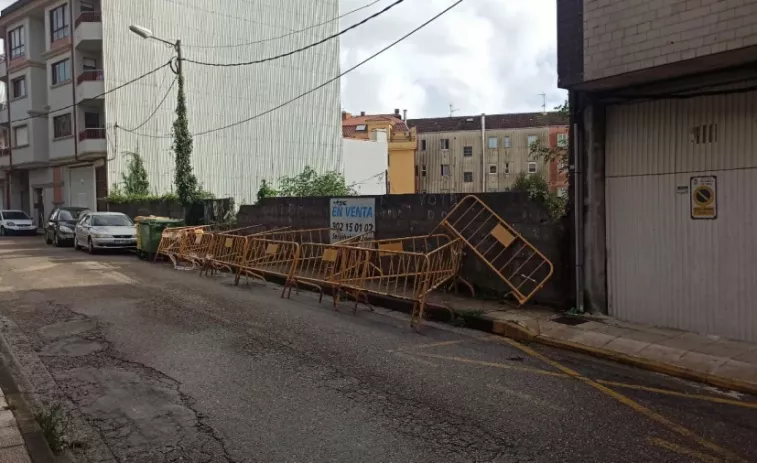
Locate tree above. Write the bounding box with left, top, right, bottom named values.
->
left=512, top=172, right=566, bottom=222
left=530, top=100, right=570, bottom=173
left=172, top=62, right=198, bottom=206
left=121, top=146, right=150, bottom=197
left=256, top=180, right=278, bottom=204
left=277, top=166, right=355, bottom=197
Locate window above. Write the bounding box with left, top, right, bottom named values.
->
left=463, top=146, right=473, bottom=157
left=557, top=133, right=568, bottom=148
left=53, top=114, right=72, bottom=138
left=527, top=135, right=539, bottom=147
left=440, top=164, right=450, bottom=176
left=8, top=26, right=24, bottom=59
left=355, top=124, right=367, bottom=132
left=80, top=1, right=95, bottom=12
left=528, top=162, right=538, bottom=174
left=558, top=187, right=568, bottom=198
left=504, top=136, right=511, bottom=148
left=440, top=139, right=450, bottom=150
left=51, top=59, right=71, bottom=85
left=463, top=172, right=473, bottom=183
left=84, top=112, right=100, bottom=128
left=11, top=77, right=26, bottom=99
left=504, top=163, right=510, bottom=174
left=489, top=165, right=497, bottom=174
left=421, top=139, right=426, bottom=151
left=50, top=4, right=69, bottom=42
left=83, top=58, right=97, bottom=70
left=1, top=210, right=30, bottom=220
left=92, top=214, right=133, bottom=227
left=421, top=165, right=427, bottom=177
left=13, top=125, right=29, bottom=147
left=488, top=137, right=497, bottom=149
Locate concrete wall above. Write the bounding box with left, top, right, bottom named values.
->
left=237, top=193, right=570, bottom=306
left=584, top=0, right=757, bottom=81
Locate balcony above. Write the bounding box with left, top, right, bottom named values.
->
left=76, top=71, right=104, bottom=102
left=78, top=128, right=107, bottom=157
left=0, top=55, right=6, bottom=80
left=0, top=148, right=9, bottom=169
left=74, top=12, right=103, bottom=50
left=0, top=103, right=7, bottom=125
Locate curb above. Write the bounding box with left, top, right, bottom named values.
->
left=484, top=318, right=757, bottom=397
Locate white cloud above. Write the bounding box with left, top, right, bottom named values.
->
left=339, top=0, right=566, bottom=118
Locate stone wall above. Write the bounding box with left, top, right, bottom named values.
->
left=238, top=193, right=571, bottom=307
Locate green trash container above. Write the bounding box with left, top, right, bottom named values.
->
left=137, top=218, right=184, bottom=259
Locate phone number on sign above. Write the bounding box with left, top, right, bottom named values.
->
left=331, top=222, right=375, bottom=233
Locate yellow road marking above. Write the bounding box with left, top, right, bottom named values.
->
left=399, top=340, right=467, bottom=351
left=498, top=337, right=745, bottom=463
left=408, top=351, right=569, bottom=378
left=599, top=380, right=757, bottom=410
left=391, top=351, right=438, bottom=367
left=649, top=437, right=722, bottom=463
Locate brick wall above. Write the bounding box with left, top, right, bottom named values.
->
left=584, top=0, right=757, bottom=81
left=237, top=193, right=571, bottom=307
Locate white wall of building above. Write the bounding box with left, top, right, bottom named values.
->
left=102, top=0, right=342, bottom=205
left=343, top=130, right=388, bottom=196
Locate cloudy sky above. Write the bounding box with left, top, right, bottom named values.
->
left=339, top=0, right=566, bottom=118
left=0, top=0, right=565, bottom=118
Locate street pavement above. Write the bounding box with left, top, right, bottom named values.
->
left=0, top=236, right=755, bottom=463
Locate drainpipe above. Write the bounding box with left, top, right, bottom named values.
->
left=69, top=3, right=78, bottom=162
left=5, top=50, right=12, bottom=208
left=480, top=113, right=486, bottom=192
left=571, top=92, right=584, bottom=313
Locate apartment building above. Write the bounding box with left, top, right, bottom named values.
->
left=559, top=0, right=757, bottom=341
left=407, top=112, right=568, bottom=194
left=342, top=109, right=417, bottom=194
left=0, top=0, right=342, bottom=223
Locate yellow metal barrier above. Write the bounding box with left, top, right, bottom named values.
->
left=234, top=238, right=301, bottom=286
left=180, top=225, right=266, bottom=266
left=201, top=232, right=253, bottom=275
left=435, top=195, right=554, bottom=305
left=155, top=226, right=209, bottom=262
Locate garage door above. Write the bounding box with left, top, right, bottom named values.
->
left=68, top=166, right=95, bottom=210
left=605, top=91, right=757, bottom=342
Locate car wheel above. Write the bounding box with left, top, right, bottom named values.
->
left=88, top=238, right=96, bottom=254
left=53, top=232, right=61, bottom=247
left=73, top=236, right=80, bottom=251
left=0, top=227, right=5, bottom=237
left=46, top=231, right=53, bottom=245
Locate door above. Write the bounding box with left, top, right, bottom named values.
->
left=84, top=112, right=101, bottom=129
left=33, top=187, right=44, bottom=229
left=68, top=166, right=95, bottom=210
left=76, top=214, right=90, bottom=244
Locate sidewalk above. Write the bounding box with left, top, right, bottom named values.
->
left=0, top=386, right=32, bottom=463
left=429, top=294, right=757, bottom=395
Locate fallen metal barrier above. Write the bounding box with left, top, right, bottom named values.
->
left=155, top=226, right=210, bottom=262
left=435, top=195, right=554, bottom=305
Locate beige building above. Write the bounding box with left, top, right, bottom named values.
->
left=559, top=0, right=757, bottom=341
left=407, top=112, right=568, bottom=194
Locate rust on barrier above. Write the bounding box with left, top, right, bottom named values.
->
left=434, top=195, right=554, bottom=305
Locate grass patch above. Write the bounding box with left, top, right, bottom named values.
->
left=34, top=403, right=68, bottom=453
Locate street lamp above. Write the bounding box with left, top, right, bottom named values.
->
left=128, top=24, right=182, bottom=77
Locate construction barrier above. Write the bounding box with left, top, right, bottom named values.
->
left=435, top=195, right=554, bottom=305
left=180, top=225, right=267, bottom=266
left=155, top=226, right=210, bottom=262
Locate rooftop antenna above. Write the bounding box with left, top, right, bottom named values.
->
left=449, top=103, right=459, bottom=117
left=538, top=93, right=546, bottom=114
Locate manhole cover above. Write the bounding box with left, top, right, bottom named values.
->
left=552, top=316, right=589, bottom=326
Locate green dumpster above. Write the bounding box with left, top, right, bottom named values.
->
left=136, top=217, right=184, bottom=259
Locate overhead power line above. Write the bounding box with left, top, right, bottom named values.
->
left=183, top=0, right=406, bottom=67
left=7, top=62, right=171, bottom=125
left=131, top=0, right=463, bottom=140
left=184, top=0, right=387, bottom=49
left=119, top=77, right=177, bottom=133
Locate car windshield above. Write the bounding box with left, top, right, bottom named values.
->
left=92, top=215, right=133, bottom=227
left=59, top=209, right=89, bottom=221
left=2, top=211, right=30, bottom=220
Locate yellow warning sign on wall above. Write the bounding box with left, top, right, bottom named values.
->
left=690, top=176, right=717, bottom=220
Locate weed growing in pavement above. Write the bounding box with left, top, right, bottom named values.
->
left=453, top=309, right=486, bottom=327
left=34, top=402, right=69, bottom=453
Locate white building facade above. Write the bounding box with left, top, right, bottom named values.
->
left=343, top=129, right=388, bottom=196
left=0, top=0, right=342, bottom=224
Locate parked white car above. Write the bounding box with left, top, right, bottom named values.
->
left=74, top=212, right=137, bottom=253
left=0, top=210, right=37, bottom=236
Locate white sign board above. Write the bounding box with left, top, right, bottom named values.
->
left=330, top=197, right=376, bottom=243
left=690, top=176, right=717, bottom=220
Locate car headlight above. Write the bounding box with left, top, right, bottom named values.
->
left=6, top=222, right=15, bottom=226
left=59, top=225, right=73, bottom=233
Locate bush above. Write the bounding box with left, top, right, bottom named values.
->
left=512, top=172, right=566, bottom=222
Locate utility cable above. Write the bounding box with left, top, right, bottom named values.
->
left=183, top=0, right=406, bottom=67
left=119, top=77, right=177, bottom=132
left=8, top=61, right=171, bottom=125
left=184, top=0, right=386, bottom=49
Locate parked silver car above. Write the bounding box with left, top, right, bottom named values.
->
left=74, top=212, right=137, bottom=253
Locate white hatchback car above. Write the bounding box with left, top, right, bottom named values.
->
left=0, top=210, right=37, bottom=236
left=74, top=212, right=137, bottom=253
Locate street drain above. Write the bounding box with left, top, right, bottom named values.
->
left=552, top=316, right=590, bottom=326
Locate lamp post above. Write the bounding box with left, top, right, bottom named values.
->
left=128, top=25, right=182, bottom=78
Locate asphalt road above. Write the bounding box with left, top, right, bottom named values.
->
left=0, top=236, right=755, bottom=463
